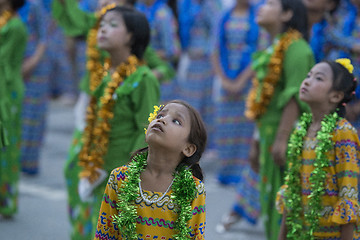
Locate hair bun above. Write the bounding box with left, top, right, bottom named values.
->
left=335, top=58, right=354, bottom=74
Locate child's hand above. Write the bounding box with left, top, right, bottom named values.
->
left=249, top=139, right=260, bottom=173
left=271, top=135, right=288, bottom=166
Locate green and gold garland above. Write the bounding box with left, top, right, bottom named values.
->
left=284, top=112, right=339, bottom=239
left=113, top=152, right=197, bottom=239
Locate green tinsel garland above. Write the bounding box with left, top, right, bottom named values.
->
left=284, top=112, right=339, bottom=240
left=113, top=152, right=197, bottom=239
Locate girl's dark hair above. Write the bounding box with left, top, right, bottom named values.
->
left=106, top=6, right=150, bottom=59
left=11, top=0, right=25, bottom=11
left=325, top=60, right=357, bottom=117
left=281, top=0, right=309, bottom=41
left=329, top=0, right=340, bottom=15
left=131, top=100, right=208, bottom=181
left=125, top=0, right=137, bottom=6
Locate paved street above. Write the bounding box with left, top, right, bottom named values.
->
left=0, top=101, right=266, bottom=240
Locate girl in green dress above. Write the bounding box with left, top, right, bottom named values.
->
left=52, top=1, right=171, bottom=239
left=77, top=6, right=159, bottom=239
left=245, top=0, right=314, bottom=239
left=0, top=0, right=28, bottom=218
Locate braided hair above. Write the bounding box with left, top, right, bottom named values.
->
left=325, top=60, right=357, bottom=117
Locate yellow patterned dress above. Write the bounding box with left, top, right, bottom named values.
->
left=95, top=166, right=206, bottom=239
left=277, top=119, right=360, bottom=239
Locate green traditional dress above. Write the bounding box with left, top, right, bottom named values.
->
left=0, top=15, right=28, bottom=216
left=252, top=36, right=314, bottom=240
left=52, top=1, right=168, bottom=239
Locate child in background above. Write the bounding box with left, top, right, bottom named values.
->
left=277, top=58, right=360, bottom=239
left=0, top=0, right=28, bottom=218
left=95, top=100, right=206, bottom=239
left=245, top=0, right=314, bottom=239
left=19, top=0, right=48, bottom=175
left=212, top=0, right=260, bottom=186
left=77, top=6, right=159, bottom=238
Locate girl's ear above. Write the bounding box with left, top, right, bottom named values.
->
left=182, top=143, right=197, bottom=158
left=125, top=32, right=133, bottom=48
left=280, top=9, right=293, bottom=23
left=329, top=90, right=344, bottom=104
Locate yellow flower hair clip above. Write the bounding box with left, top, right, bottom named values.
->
left=96, top=3, right=117, bottom=18
left=336, top=58, right=354, bottom=74
left=144, top=105, right=163, bottom=134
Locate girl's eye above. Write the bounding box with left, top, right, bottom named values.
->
left=173, top=119, right=181, bottom=125
left=316, top=77, right=323, bottom=81
left=110, top=21, right=118, bottom=27
left=156, top=114, right=163, bottom=119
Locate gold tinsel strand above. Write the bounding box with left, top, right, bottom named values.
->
left=79, top=55, right=140, bottom=183
left=245, top=29, right=301, bottom=120
left=0, top=10, right=14, bottom=29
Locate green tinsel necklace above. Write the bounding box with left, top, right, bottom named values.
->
left=113, top=152, right=197, bottom=240
left=284, top=111, right=339, bottom=240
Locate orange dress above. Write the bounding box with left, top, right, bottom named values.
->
left=277, top=119, right=360, bottom=239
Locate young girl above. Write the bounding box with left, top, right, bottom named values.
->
left=277, top=58, right=360, bottom=239
left=0, top=0, right=28, bottom=217
left=176, top=0, right=222, bottom=152
left=76, top=6, right=160, bottom=238
left=95, top=100, right=206, bottom=239
left=303, top=0, right=353, bottom=63
left=245, top=0, right=314, bottom=239
left=212, top=0, right=260, bottom=186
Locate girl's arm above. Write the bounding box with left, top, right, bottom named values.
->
left=22, top=43, right=46, bottom=79
left=211, top=52, right=234, bottom=92
left=52, top=0, right=97, bottom=37
left=278, top=210, right=287, bottom=240
left=271, top=97, right=299, bottom=166
left=341, top=223, right=354, bottom=240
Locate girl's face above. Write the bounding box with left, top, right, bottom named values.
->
left=351, top=0, right=360, bottom=9
left=146, top=103, right=195, bottom=158
left=256, top=0, right=283, bottom=27
left=299, top=63, right=335, bottom=104
left=302, top=0, right=333, bottom=12
left=97, top=11, right=131, bottom=52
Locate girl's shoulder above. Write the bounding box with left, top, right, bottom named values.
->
left=286, top=38, right=313, bottom=57
left=332, top=118, right=360, bottom=143
left=110, top=165, right=129, bottom=183
left=334, top=118, right=358, bottom=134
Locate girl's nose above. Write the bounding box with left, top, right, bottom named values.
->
left=158, top=117, right=167, bottom=125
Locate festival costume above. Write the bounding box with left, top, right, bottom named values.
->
left=0, top=13, right=28, bottom=216
left=176, top=0, right=221, bottom=149
left=214, top=5, right=259, bottom=187
left=277, top=117, right=360, bottom=239
left=95, top=165, right=206, bottom=239
left=136, top=0, right=180, bottom=102
left=19, top=0, right=49, bottom=175
left=246, top=31, right=314, bottom=240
